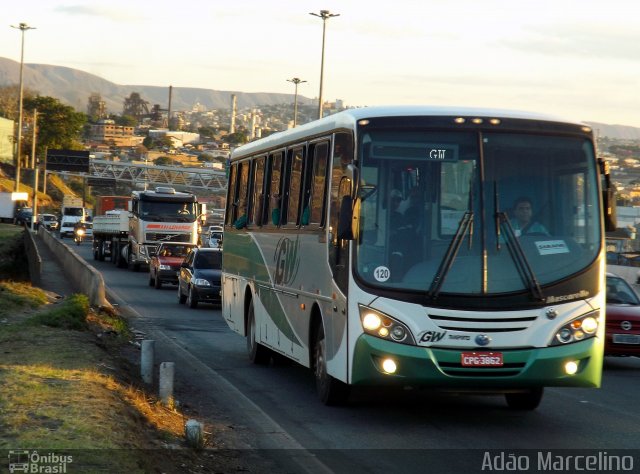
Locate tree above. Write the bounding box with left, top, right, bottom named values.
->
left=113, top=114, right=138, bottom=127
left=225, top=132, right=248, bottom=145
left=142, top=136, right=154, bottom=149
left=23, top=95, right=87, bottom=158
left=154, top=156, right=174, bottom=166
left=197, top=153, right=215, bottom=162
left=0, top=85, right=35, bottom=120
left=198, top=126, right=218, bottom=139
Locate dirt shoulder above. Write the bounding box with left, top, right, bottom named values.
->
left=0, top=225, right=273, bottom=473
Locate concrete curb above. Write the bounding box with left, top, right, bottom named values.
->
left=24, top=227, right=42, bottom=286
left=37, top=227, right=112, bottom=309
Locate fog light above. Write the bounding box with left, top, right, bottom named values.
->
left=378, top=327, right=389, bottom=337
left=565, top=361, right=578, bottom=375
left=382, top=358, right=397, bottom=374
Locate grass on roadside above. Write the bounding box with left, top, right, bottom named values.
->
left=0, top=227, right=193, bottom=471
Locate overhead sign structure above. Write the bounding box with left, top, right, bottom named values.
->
left=87, top=177, right=117, bottom=187
left=46, top=149, right=90, bottom=172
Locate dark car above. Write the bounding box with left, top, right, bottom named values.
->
left=14, top=208, right=33, bottom=226
left=605, top=273, right=640, bottom=356
left=178, top=248, right=222, bottom=308
left=149, top=242, right=197, bottom=289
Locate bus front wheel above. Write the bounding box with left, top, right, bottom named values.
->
left=313, top=322, right=349, bottom=406
left=247, top=302, right=270, bottom=364
left=505, top=388, right=543, bottom=410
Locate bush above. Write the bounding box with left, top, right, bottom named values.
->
left=30, top=293, right=89, bottom=330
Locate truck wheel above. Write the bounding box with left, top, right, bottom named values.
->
left=98, top=242, right=105, bottom=261
left=127, top=246, right=139, bottom=272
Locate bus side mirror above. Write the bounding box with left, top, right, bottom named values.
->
left=603, top=187, right=617, bottom=232
left=337, top=196, right=361, bottom=241
left=600, top=158, right=617, bottom=232
left=337, top=196, right=354, bottom=240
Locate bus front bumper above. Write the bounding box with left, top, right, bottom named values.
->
left=351, top=334, right=603, bottom=389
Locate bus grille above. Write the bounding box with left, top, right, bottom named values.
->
left=428, top=314, right=537, bottom=333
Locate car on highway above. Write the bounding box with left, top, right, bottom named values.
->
left=149, top=242, right=197, bottom=289
left=38, top=213, right=59, bottom=231
left=177, top=247, right=222, bottom=308
left=14, top=207, right=33, bottom=226
left=605, top=273, right=640, bottom=356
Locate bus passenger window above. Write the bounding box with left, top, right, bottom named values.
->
left=267, top=152, right=283, bottom=226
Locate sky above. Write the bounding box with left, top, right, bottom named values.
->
left=1, top=0, right=640, bottom=127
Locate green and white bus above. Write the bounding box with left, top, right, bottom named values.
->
left=221, top=106, right=616, bottom=408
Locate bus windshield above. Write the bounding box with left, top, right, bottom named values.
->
left=355, top=129, right=600, bottom=295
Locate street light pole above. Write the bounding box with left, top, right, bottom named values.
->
left=11, top=22, right=35, bottom=193
left=309, top=10, right=339, bottom=120
left=30, top=108, right=38, bottom=232
left=287, top=78, right=307, bottom=127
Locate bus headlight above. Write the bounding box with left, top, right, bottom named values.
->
left=551, top=312, right=600, bottom=346
left=359, top=305, right=415, bottom=345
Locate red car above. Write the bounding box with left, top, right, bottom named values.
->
left=605, top=273, right=640, bottom=356
left=149, top=242, right=197, bottom=289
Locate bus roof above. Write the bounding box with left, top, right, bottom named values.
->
left=230, top=105, right=590, bottom=161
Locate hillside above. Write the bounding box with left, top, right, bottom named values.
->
left=0, top=57, right=313, bottom=114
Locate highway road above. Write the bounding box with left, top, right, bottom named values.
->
left=71, top=240, right=640, bottom=473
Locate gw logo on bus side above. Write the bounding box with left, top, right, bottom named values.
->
left=273, top=236, right=301, bottom=285
left=418, top=330, right=447, bottom=343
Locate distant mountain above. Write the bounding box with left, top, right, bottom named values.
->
left=585, top=122, right=640, bottom=141
left=0, top=57, right=313, bottom=114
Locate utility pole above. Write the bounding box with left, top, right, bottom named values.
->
left=11, top=22, right=35, bottom=192
left=30, top=108, right=38, bottom=232
left=309, top=10, right=339, bottom=120
left=287, top=78, right=307, bottom=127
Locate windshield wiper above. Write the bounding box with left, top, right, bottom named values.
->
left=428, top=210, right=474, bottom=300
left=494, top=184, right=544, bottom=301
left=428, top=172, right=475, bottom=300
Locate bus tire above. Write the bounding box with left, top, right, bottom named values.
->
left=505, top=388, right=543, bottom=410
left=247, top=302, right=270, bottom=365
left=313, top=322, right=349, bottom=406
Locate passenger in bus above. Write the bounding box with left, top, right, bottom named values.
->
left=402, top=186, right=423, bottom=234
left=511, top=196, right=549, bottom=236
left=234, top=198, right=248, bottom=229
left=389, top=190, right=405, bottom=229
left=270, top=194, right=281, bottom=225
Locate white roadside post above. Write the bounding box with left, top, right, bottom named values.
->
left=184, top=419, right=205, bottom=449
left=159, top=361, right=175, bottom=406
left=140, top=340, right=155, bottom=384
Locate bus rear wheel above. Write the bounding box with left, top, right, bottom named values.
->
left=505, top=388, right=543, bottom=410
left=313, top=322, right=349, bottom=406
left=247, top=302, right=270, bottom=364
